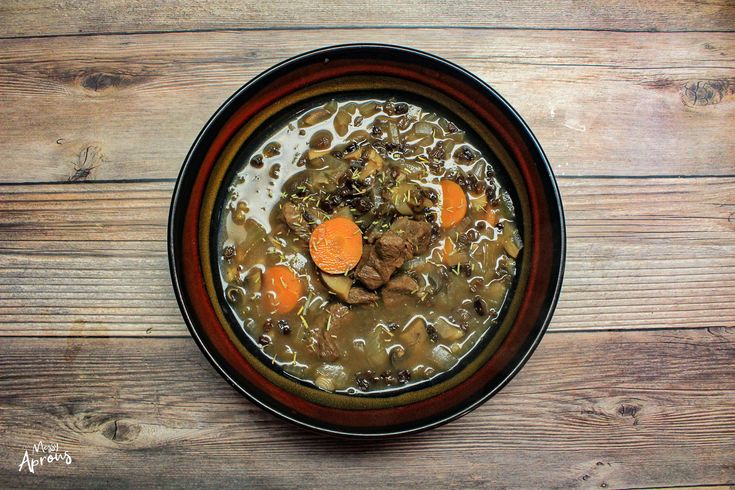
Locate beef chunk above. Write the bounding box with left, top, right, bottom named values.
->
left=281, top=202, right=311, bottom=241
left=390, top=217, right=432, bottom=255
left=346, top=286, right=379, bottom=305
left=315, top=304, right=351, bottom=362
left=356, top=232, right=413, bottom=289
left=382, top=275, right=419, bottom=306
left=327, top=303, right=351, bottom=324
left=317, top=329, right=340, bottom=362
left=354, top=244, right=381, bottom=288
left=375, top=231, right=413, bottom=265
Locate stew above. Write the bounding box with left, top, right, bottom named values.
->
left=218, top=97, right=522, bottom=394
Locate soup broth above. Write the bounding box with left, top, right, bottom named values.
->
left=218, top=96, right=522, bottom=394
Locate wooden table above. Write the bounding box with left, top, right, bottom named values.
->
left=1, top=2, right=734, bottom=488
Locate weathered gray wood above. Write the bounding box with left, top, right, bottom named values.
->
left=1, top=0, right=734, bottom=38
left=0, top=328, right=733, bottom=488
left=0, top=30, right=734, bottom=183
left=0, top=177, right=733, bottom=336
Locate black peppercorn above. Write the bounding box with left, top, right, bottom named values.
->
left=461, top=263, right=472, bottom=278
left=354, top=197, right=372, bottom=214
left=485, top=181, right=497, bottom=198
left=250, top=155, right=264, bottom=168
left=263, top=318, right=274, bottom=332
left=278, top=319, right=291, bottom=335
left=474, top=296, right=488, bottom=317
left=394, top=102, right=409, bottom=114
left=355, top=372, right=371, bottom=391
left=343, top=141, right=358, bottom=154
left=258, top=334, right=271, bottom=346
left=422, top=188, right=438, bottom=202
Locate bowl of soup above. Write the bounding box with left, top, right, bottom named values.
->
left=168, top=44, right=565, bottom=436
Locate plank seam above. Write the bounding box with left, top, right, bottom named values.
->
left=1, top=25, right=734, bottom=42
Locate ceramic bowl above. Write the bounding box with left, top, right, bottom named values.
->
left=168, top=44, right=565, bottom=437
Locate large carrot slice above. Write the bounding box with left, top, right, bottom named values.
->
left=440, top=179, right=467, bottom=229
left=309, top=217, right=363, bottom=274
left=262, top=265, right=303, bottom=314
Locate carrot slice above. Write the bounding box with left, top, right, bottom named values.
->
left=442, top=236, right=466, bottom=267
left=440, top=180, right=467, bottom=229
left=262, top=265, right=303, bottom=314
left=442, top=236, right=456, bottom=264
left=309, top=217, right=363, bottom=274
left=484, top=207, right=500, bottom=227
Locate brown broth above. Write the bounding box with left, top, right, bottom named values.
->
left=217, top=96, right=522, bottom=394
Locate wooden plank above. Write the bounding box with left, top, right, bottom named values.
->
left=1, top=177, right=733, bottom=336
left=0, top=29, right=734, bottom=182
left=0, top=328, right=733, bottom=487
left=1, top=0, right=734, bottom=38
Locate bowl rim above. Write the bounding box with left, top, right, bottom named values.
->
left=168, top=42, right=566, bottom=437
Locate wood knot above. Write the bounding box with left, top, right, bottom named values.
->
left=617, top=403, right=641, bottom=425
left=681, top=79, right=734, bottom=107
left=101, top=419, right=141, bottom=443
left=82, top=72, right=130, bottom=92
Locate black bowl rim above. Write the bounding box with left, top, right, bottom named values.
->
left=168, top=42, right=566, bottom=438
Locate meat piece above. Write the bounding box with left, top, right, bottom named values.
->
left=376, top=231, right=414, bottom=265
left=356, top=232, right=413, bottom=289
left=355, top=254, right=388, bottom=290
left=346, top=286, right=379, bottom=305
left=354, top=245, right=382, bottom=289
left=390, top=217, right=433, bottom=255
left=327, top=303, right=351, bottom=324
left=281, top=202, right=311, bottom=241
left=316, top=304, right=351, bottom=362
left=317, top=329, right=340, bottom=362
left=382, top=275, right=419, bottom=306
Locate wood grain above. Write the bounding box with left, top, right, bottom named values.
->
left=1, top=0, right=734, bottom=38
left=1, top=2, right=735, bottom=487
left=1, top=177, right=733, bottom=337
left=1, top=29, right=734, bottom=183
left=0, top=328, right=733, bottom=488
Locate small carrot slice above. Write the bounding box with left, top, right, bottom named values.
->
left=440, top=180, right=467, bottom=229
left=262, top=265, right=303, bottom=314
left=442, top=236, right=456, bottom=264
left=309, top=217, right=363, bottom=274
left=484, top=207, right=501, bottom=227
left=442, top=236, right=466, bottom=267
